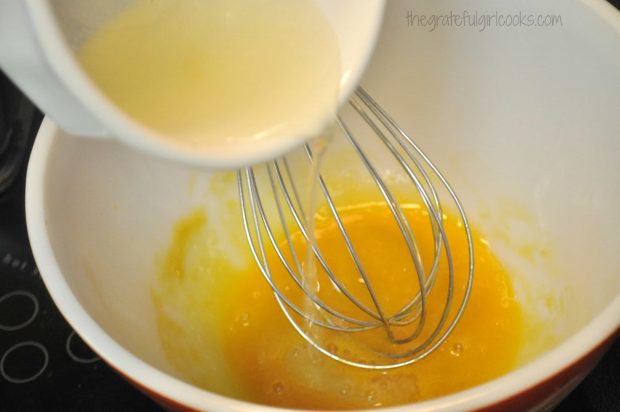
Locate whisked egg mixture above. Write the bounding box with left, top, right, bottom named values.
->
left=152, top=180, right=523, bottom=409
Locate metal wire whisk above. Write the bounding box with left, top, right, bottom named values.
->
left=237, top=87, right=474, bottom=369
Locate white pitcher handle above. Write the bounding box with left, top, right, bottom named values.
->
left=0, top=0, right=107, bottom=137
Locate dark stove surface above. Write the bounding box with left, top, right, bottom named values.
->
left=1, top=4, right=620, bottom=408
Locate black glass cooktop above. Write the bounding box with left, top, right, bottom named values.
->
left=1, top=6, right=620, bottom=410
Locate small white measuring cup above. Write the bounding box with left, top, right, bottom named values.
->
left=0, top=0, right=385, bottom=168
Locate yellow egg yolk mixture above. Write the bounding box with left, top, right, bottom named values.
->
left=153, top=201, right=522, bottom=409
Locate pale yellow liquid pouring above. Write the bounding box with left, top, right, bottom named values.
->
left=78, top=0, right=341, bottom=152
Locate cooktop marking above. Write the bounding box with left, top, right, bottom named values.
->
left=0, top=290, right=39, bottom=331
left=1, top=341, right=49, bottom=384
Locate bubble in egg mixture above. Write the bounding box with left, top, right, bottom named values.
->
left=235, top=312, right=250, bottom=327
left=366, top=390, right=378, bottom=404
left=450, top=342, right=465, bottom=357
left=326, top=343, right=338, bottom=355
left=272, top=381, right=285, bottom=395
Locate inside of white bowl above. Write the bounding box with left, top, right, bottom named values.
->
left=28, top=0, right=620, bottom=410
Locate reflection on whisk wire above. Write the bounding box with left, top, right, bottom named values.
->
left=238, top=87, right=473, bottom=369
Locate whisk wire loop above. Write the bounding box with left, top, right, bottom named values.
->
left=238, top=88, right=474, bottom=369
left=240, top=167, right=375, bottom=331
left=272, top=157, right=385, bottom=324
